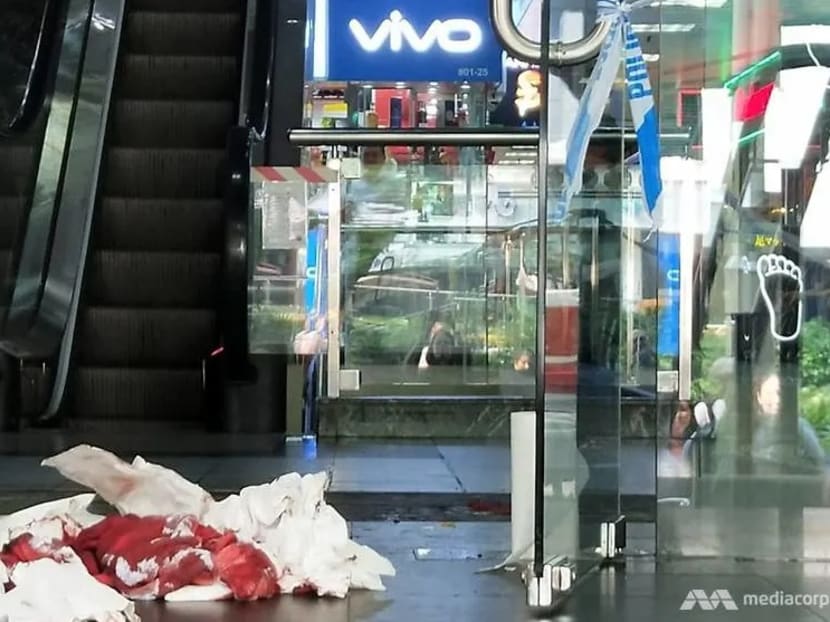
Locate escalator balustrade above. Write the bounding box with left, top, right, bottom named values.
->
left=68, top=0, right=243, bottom=429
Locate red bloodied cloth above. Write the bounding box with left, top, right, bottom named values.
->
left=1, top=515, right=280, bottom=601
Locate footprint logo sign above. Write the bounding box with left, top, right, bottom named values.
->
left=756, top=253, right=804, bottom=343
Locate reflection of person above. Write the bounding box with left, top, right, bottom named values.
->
left=406, top=312, right=463, bottom=370
left=630, top=329, right=656, bottom=385
left=343, top=146, right=402, bottom=223
left=750, top=372, right=824, bottom=474
left=513, top=350, right=533, bottom=373
left=515, top=69, right=541, bottom=117
left=659, top=402, right=697, bottom=477
left=706, top=369, right=825, bottom=476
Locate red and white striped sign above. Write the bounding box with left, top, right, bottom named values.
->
left=251, top=166, right=338, bottom=184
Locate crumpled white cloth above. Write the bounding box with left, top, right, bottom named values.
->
left=204, top=472, right=395, bottom=596
left=41, top=447, right=213, bottom=518
left=41, top=445, right=395, bottom=598
left=0, top=494, right=100, bottom=552
left=0, top=558, right=138, bottom=622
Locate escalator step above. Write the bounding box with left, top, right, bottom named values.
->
left=124, top=12, right=241, bottom=56
left=0, top=197, right=25, bottom=246
left=104, top=148, right=224, bottom=199
left=72, top=367, right=205, bottom=421
left=96, top=198, right=222, bottom=252
left=86, top=251, right=220, bottom=307
left=130, top=0, right=241, bottom=12
left=118, top=55, right=238, bottom=100
left=109, top=100, right=234, bottom=149
left=0, top=146, right=36, bottom=195
left=77, top=307, right=216, bottom=366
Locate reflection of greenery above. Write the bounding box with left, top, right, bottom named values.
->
left=249, top=306, right=305, bottom=349
left=347, top=296, right=536, bottom=369
left=347, top=315, right=424, bottom=364
left=691, top=328, right=731, bottom=402
left=471, top=298, right=535, bottom=369
left=800, top=319, right=830, bottom=388
left=800, top=385, right=830, bottom=452
left=349, top=231, right=395, bottom=282
left=688, top=319, right=830, bottom=451
left=800, top=320, right=830, bottom=450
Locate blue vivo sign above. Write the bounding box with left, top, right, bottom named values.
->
left=319, top=0, right=503, bottom=82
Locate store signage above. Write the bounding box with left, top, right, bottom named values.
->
left=350, top=10, right=483, bottom=54
left=320, top=0, right=503, bottom=82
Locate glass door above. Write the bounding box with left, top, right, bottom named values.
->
left=336, top=145, right=538, bottom=398
left=655, top=0, right=830, bottom=560
left=527, top=0, right=637, bottom=595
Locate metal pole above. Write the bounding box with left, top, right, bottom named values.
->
left=326, top=181, right=341, bottom=398
left=533, top=0, right=553, bottom=580
left=288, top=128, right=690, bottom=147
left=288, top=128, right=540, bottom=146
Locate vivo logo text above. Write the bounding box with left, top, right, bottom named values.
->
left=349, top=10, right=483, bottom=54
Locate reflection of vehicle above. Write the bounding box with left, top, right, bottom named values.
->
left=364, top=232, right=501, bottom=295
left=351, top=273, right=439, bottom=317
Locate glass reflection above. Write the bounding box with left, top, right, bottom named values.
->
left=656, top=0, right=830, bottom=560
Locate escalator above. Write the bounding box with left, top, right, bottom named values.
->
left=68, top=0, right=244, bottom=430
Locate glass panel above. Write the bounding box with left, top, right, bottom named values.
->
left=0, top=0, right=48, bottom=128
left=0, top=0, right=72, bottom=337
left=657, top=0, right=830, bottom=560
left=248, top=175, right=331, bottom=357
left=535, top=2, right=632, bottom=581
left=338, top=146, right=538, bottom=396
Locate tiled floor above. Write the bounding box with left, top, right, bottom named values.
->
left=127, top=523, right=830, bottom=622
left=0, top=439, right=514, bottom=495
left=3, top=441, right=830, bottom=621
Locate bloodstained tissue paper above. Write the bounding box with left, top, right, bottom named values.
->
left=0, top=445, right=395, bottom=621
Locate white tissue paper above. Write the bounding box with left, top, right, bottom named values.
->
left=40, top=444, right=395, bottom=598
left=0, top=494, right=98, bottom=550
left=0, top=557, right=138, bottom=622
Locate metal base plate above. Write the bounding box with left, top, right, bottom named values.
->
left=524, top=562, right=575, bottom=609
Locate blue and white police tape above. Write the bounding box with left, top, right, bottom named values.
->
left=554, top=0, right=663, bottom=227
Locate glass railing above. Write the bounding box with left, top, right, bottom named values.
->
left=0, top=0, right=124, bottom=427
left=0, top=0, right=61, bottom=332
left=247, top=167, right=334, bottom=359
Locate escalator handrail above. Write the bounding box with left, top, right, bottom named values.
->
left=1, top=0, right=59, bottom=137
left=246, top=0, right=275, bottom=141
left=220, top=0, right=277, bottom=380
